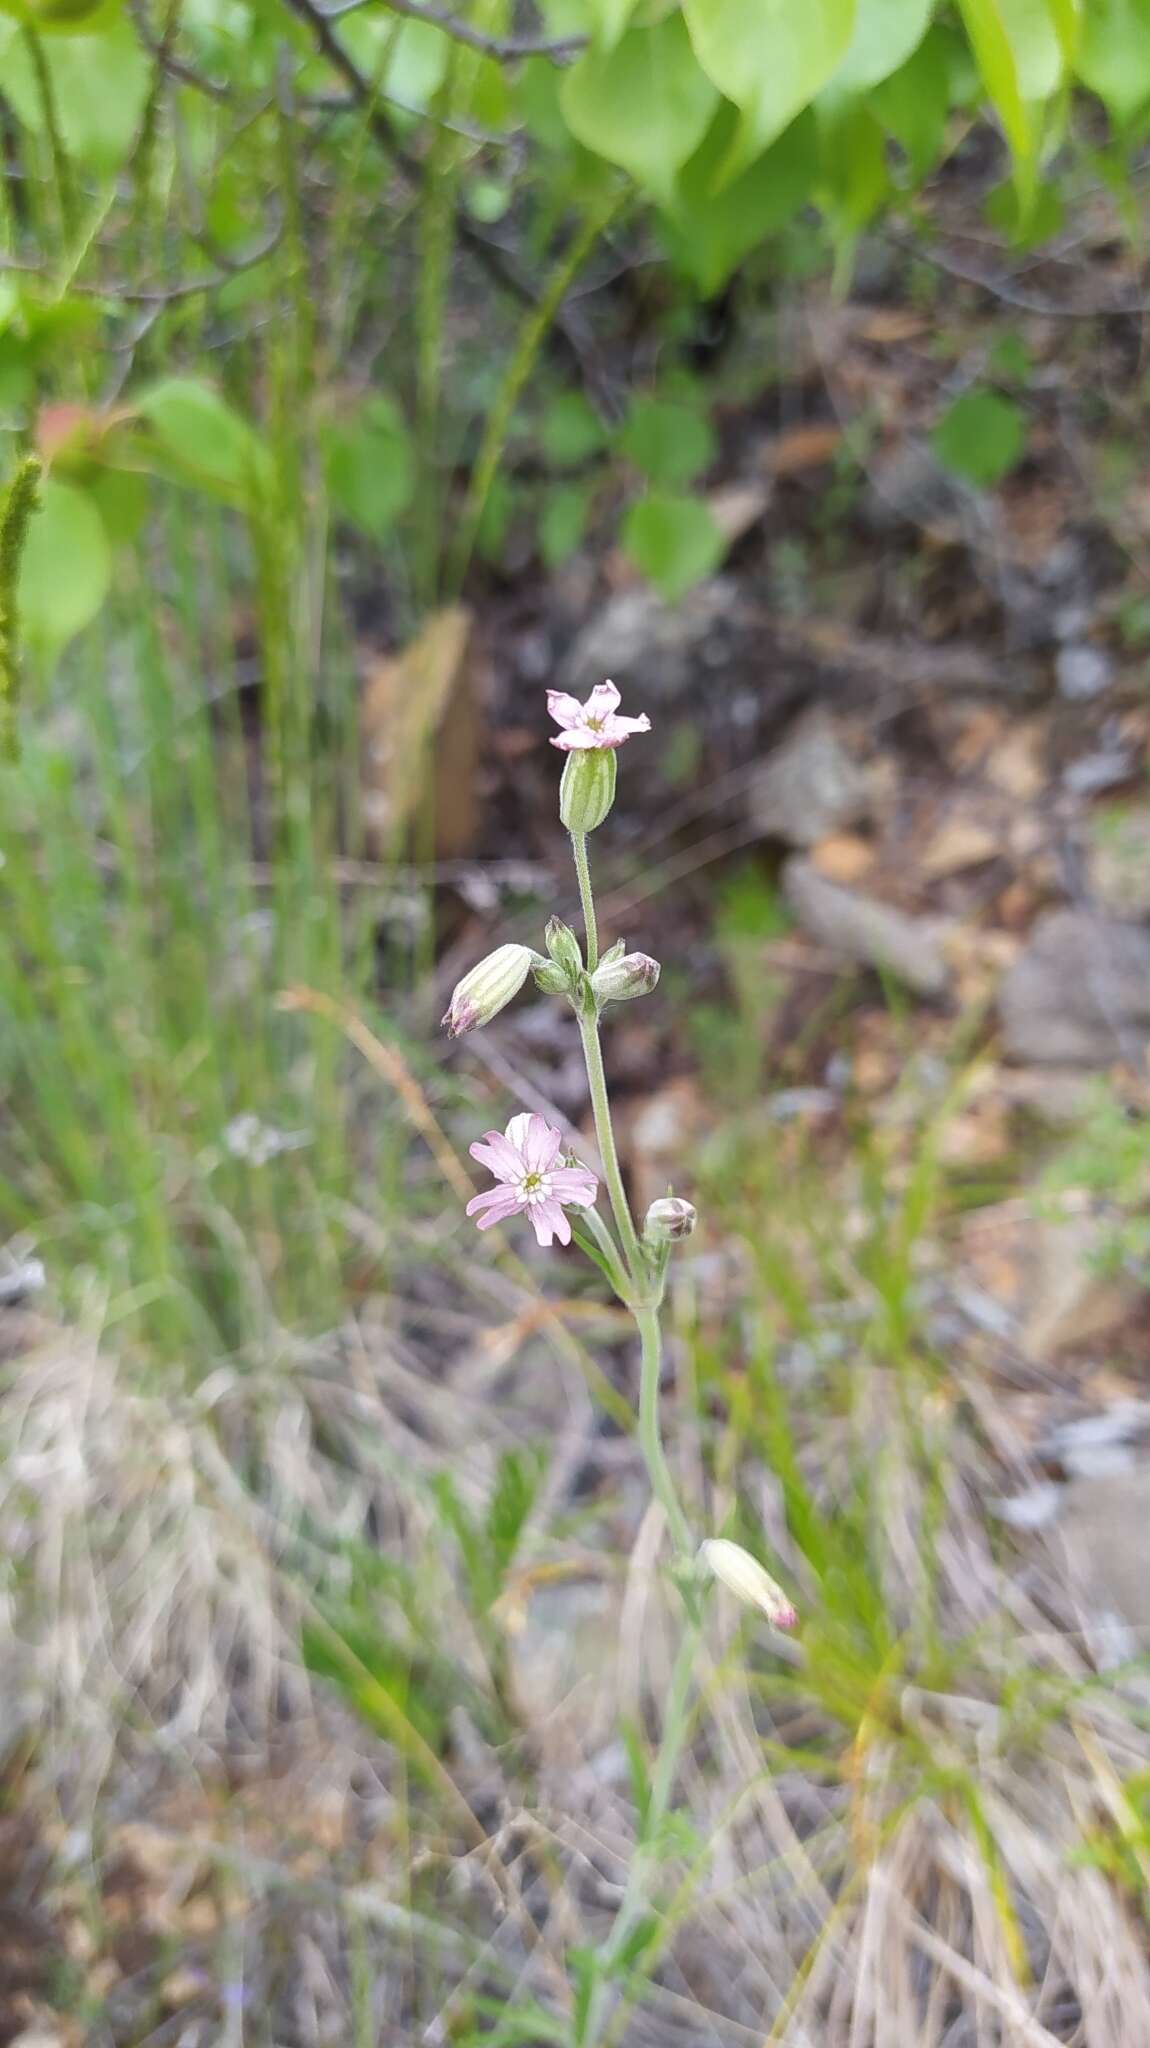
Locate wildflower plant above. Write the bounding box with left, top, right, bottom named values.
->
left=445, top=677, right=794, bottom=2041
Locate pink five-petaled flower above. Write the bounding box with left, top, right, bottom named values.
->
left=466, top=1112, right=598, bottom=1248
left=547, top=679, right=651, bottom=753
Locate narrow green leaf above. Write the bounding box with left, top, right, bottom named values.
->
left=871, top=26, right=954, bottom=178
left=954, top=0, right=1036, bottom=189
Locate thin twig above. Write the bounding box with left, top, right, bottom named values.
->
left=277, top=0, right=604, bottom=382
left=321, top=0, right=586, bottom=63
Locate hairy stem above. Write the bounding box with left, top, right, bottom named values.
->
left=582, top=1615, right=701, bottom=2046
left=578, top=1008, right=642, bottom=1282
left=571, top=830, right=598, bottom=971
left=635, top=1301, right=693, bottom=1560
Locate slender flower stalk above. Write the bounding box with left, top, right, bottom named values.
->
left=446, top=677, right=794, bottom=2045
left=572, top=830, right=598, bottom=972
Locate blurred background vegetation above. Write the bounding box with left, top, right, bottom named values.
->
left=5, top=0, right=1150, bottom=2040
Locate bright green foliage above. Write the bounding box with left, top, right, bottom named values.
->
left=561, top=13, right=718, bottom=205
left=0, top=14, right=148, bottom=171
left=660, top=106, right=817, bottom=296
left=325, top=395, right=415, bottom=542
left=540, top=478, right=595, bottom=566
left=931, top=387, right=1028, bottom=487
left=831, top=0, right=933, bottom=93
left=134, top=378, right=271, bottom=502
left=540, top=391, right=607, bottom=468
left=619, top=397, right=716, bottom=490
left=17, top=476, right=110, bottom=655
left=0, top=454, right=41, bottom=757
left=681, top=0, right=856, bottom=178
left=1076, top=0, right=1150, bottom=123
left=623, top=492, right=725, bottom=601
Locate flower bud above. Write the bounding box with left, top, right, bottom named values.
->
left=643, top=1195, right=696, bottom=1244
left=533, top=960, right=571, bottom=997
left=441, top=943, right=539, bottom=1038
left=699, top=1539, right=796, bottom=1630
left=592, top=950, right=660, bottom=1006
left=560, top=748, right=616, bottom=835
left=545, top=917, right=583, bottom=982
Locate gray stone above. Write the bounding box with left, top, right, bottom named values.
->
left=1056, top=1465, right=1150, bottom=1638
left=559, top=580, right=740, bottom=705
left=748, top=709, right=870, bottom=847
left=999, top=909, right=1150, bottom=1065
left=1056, top=643, right=1114, bottom=701
left=783, top=858, right=951, bottom=998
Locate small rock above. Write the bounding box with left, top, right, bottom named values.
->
left=1022, top=1214, right=1138, bottom=1361
left=809, top=832, right=876, bottom=883
left=559, top=580, right=739, bottom=704
left=504, top=1573, right=623, bottom=1756
left=1055, top=1465, right=1150, bottom=1638
left=921, top=814, right=1002, bottom=879
left=999, top=908, right=1150, bottom=1065
left=985, top=722, right=1046, bottom=801
left=748, top=710, right=870, bottom=848
left=784, top=858, right=951, bottom=998
left=1056, top=643, right=1114, bottom=701
left=1087, top=808, right=1150, bottom=920
left=1063, top=748, right=1133, bottom=798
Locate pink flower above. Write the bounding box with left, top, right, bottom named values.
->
left=547, top=679, right=651, bottom=753
left=466, top=1112, right=598, bottom=1248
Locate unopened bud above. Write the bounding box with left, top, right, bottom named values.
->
left=533, top=960, right=571, bottom=996
left=699, top=1539, right=796, bottom=1630
left=592, top=950, right=660, bottom=1006
left=644, top=1195, right=696, bottom=1243
left=545, top=917, right=583, bottom=981
left=442, top=943, right=539, bottom=1038
left=560, top=748, right=616, bottom=835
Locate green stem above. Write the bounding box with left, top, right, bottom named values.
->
left=448, top=191, right=620, bottom=593
left=582, top=1614, right=701, bottom=2047
left=578, top=1009, right=641, bottom=1282
left=571, top=830, right=598, bottom=972
left=635, top=1301, right=693, bottom=1562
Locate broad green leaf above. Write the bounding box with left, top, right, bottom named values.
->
left=931, top=389, right=1026, bottom=487
left=830, top=0, right=933, bottom=93
left=682, top=0, right=855, bottom=179
left=620, top=398, right=716, bottom=488
left=18, top=479, right=111, bottom=654
left=871, top=26, right=954, bottom=178
left=587, top=0, right=639, bottom=48
left=659, top=105, right=818, bottom=295
left=1076, top=0, right=1150, bottom=123
left=954, top=0, right=1036, bottom=189
left=340, top=15, right=449, bottom=114
left=560, top=13, right=718, bottom=205
left=134, top=377, right=270, bottom=500
left=540, top=480, right=594, bottom=568
left=0, top=15, right=148, bottom=169
left=540, top=390, right=607, bottom=467
left=325, top=395, right=414, bottom=542
left=622, top=492, right=725, bottom=601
